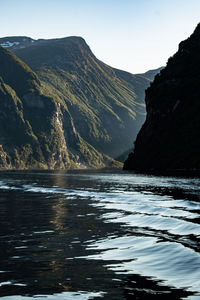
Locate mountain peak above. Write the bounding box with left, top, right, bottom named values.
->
left=193, top=22, right=200, bottom=35
left=58, top=36, right=87, bottom=42
left=0, top=35, right=88, bottom=51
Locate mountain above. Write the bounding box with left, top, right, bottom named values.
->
left=0, top=36, right=162, bottom=161
left=136, top=67, right=164, bottom=81
left=124, top=23, right=200, bottom=172
left=0, top=45, right=121, bottom=169
left=0, top=36, right=162, bottom=169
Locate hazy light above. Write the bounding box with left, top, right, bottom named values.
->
left=1, top=0, right=200, bottom=73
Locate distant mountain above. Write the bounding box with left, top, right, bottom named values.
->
left=124, top=23, right=200, bottom=172
left=136, top=67, right=164, bottom=81
left=0, top=36, right=161, bottom=169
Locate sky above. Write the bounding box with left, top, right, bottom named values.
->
left=1, top=0, right=200, bottom=73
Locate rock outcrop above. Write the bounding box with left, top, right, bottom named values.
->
left=124, top=24, right=200, bottom=172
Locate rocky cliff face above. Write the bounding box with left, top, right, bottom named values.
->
left=124, top=24, right=200, bottom=172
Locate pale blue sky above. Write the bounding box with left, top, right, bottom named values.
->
left=1, top=0, right=200, bottom=73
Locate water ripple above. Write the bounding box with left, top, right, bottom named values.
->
left=0, top=171, right=200, bottom=299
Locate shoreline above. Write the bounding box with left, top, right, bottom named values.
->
left=1, top=167, right=200, bottom=178
left=124, top=168, right=200, bottom=178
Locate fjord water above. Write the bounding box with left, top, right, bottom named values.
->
left=0, top=170, right=200, bottom=300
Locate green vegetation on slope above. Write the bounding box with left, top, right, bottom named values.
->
left=13, top=36, right=152, bottom=160
left=0, top=36, right=162, bottom=169
left=0, top=45, right=121, bottom=169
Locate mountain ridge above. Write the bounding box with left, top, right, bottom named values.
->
left=0, top=36, right=161, bottom=169
left=8, top=36, right=158, bottom=159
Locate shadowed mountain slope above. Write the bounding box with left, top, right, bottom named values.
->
left=124, top=23, right=200, bottom=172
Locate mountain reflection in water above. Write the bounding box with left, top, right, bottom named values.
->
left=0, top=170, right=200, bottom=299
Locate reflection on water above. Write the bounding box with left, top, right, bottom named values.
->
left=0, top=170, right=200, bottom=299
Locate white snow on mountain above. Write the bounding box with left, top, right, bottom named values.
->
left=1, top=39, right=35, bottom=48
left=0, top=41, right=20, bottom=48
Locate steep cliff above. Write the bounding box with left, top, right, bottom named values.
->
left=124, top=24, right=200, bottom=172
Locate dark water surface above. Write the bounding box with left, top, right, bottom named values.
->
left=0, top=170, right=200, bottom=299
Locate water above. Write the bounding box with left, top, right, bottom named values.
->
left=0, top=170, right=200, bottom=300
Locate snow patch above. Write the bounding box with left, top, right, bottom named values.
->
left=0, top=41, right=20, bottom=48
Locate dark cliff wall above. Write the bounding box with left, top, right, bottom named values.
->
left=124, top=23, right=200, bottom=171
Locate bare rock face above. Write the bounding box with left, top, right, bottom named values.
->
left=124, top=23, right=200, bottom=172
